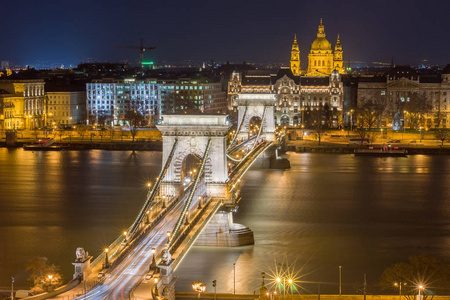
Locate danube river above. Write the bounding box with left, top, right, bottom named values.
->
left=1, top=148, right=449, bottom=294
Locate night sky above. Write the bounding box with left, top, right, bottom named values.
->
left=1, top=0, right=449, bottom=67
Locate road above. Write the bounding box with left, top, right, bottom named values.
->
left=77, top=184, right=205, bottom=300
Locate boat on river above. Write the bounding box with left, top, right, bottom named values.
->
left=354, top=148, right=407, bottom=157
left=23, top=138, right=63, bottom=151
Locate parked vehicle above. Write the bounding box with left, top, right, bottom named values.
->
left=349, top=138, right=369, bottom=145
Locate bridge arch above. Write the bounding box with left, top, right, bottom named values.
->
left=157, top=114, right=229, bottom=198
left=235, top=94, right=277, bottom=142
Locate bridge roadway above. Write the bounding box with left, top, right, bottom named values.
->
left=67, top=184, right=206, bottom=300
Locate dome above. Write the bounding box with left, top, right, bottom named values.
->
left=311, top=37, right=331, bottom=51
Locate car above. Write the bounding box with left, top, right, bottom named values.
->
left=145, top=273, right=152, bottom=280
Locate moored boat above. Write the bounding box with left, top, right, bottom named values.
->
left=354, top=148, right=407, bottom=157
left=23, top=138, right=63, bottom=151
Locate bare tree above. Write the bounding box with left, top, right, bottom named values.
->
left=403, top=92, right=432, bottom=129
left=309, top=106, right=327, bottom=145
left=434, top=129, right=449, bottom=146
left=356, top=102, right=378, bottom=130
left=109, top=127, right=116, bottom=141
left=359, top=92, right=392, bottom=128
left=77, top=125, right=87, bottom=141
left=433, top=110, right=448, bottom=128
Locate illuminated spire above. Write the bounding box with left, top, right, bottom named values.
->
left=317, top=19, right=325, bottom=38
left=290, top=34, right=300, bottom=76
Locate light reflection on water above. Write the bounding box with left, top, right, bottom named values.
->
left=175, top=153, right=450, bottom=294
left=1, top=149, right=449, bottom=294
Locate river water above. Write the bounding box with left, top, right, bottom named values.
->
left=1, top=149, right=449, bottom=294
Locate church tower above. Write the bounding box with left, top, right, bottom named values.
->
left=333, top=34, right=344, bottom=73
left=307, top=19, right=334, bottom=76
left=290, top=34, right=300, bottom=76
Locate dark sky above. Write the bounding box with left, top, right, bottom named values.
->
left=1, top=0, right=449, bottom=67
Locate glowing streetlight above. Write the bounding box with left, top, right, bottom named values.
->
left=48, top=274, right=53, bottom=291
left=197, top=195, right=202, bottom=209
left=149, top=247, right=157, bottom=271
left=166, top=231, right=171, bottom=243
left=394, top=282, right=406, bottom=300
left=154, top=277, right=159, bottom=296
left=418, top=285, right=425, bottom=300
left=103, top=248, right=110, bottom=269
left=192, top=281, right=206, bottom=300
left=123, top=231, right=128, bottom=244
left=146, top=210, right=150, bottom=224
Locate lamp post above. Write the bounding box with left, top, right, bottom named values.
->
left=233, top=263, right=236, bottom=300
left=418, top=285, right=424, bottom=300
left=11, top=277, right=14, bottom=300
left=123, top=231, right=128, bottom=244
left=166, top=231, right=171, bottom=244
left=149, top=248, right=157, bottom=271
left=197, top=196, right=202, bottom=210
left=162, top=195, right=166, bottom=209
left=184, top=211, right=190, bottom=225
left=394, top=282, right=406, bottom=300
left=212, top=280, right=217, bottom=300
left=48, top=274, right=53, bottom=291
left=103, top=248, right=110, bottom=269
left=146, top=210, right=150, bottom=224
left=154, top=278, right=159, bottom=297
left=339, top=265, right=342, bottom=296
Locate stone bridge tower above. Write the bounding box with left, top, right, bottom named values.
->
left=156, top=114, right=230, bottom=199
left=233, top=93, right=277, bottom=142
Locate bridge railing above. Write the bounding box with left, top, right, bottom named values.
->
left=169, top=138, right=212, bottom=245
left=172, top=199, right=223, bottom=271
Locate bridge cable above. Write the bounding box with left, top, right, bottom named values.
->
left=128, top=138, right=179, bottom=237
left=169, top=138, right=212, bottom=248
left=226, top=106, right=248, bottom=151
left=226, top=105, right=266, bottom=163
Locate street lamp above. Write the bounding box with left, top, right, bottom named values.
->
left=197, top=195, right=202, bottom=209
left=154, top=277, right=159, bottom=296
left=212, top=280, right=217, bottom=300
left=48, top=274, right=53, bottom=291
left=103, top=248, right=110, bottom=269
left=149, top=247, right=157, bottom=271
left=123, top=231, right=128, bottom=244
left=418, top=285, right=424, bottom=300
left=192, top=281, right=206, bottom=300
left=394, top=282, right=406, bottom=300
left=11, top=277, right=14, bottom=300
left=161, top=195, right=166, bottom=209
left=166, top=231, right=171, bottom=244
left=146, top=210, right=150, bottom=224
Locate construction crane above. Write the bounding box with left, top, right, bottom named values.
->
left=117, top=38, right=156, bottom=66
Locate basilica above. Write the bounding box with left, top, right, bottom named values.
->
left=227, top=20, right=345, bottom=128
left=291, top=19, right=344, bottom=76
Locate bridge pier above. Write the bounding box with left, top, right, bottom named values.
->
left=195, top=210, right=254, bottom=247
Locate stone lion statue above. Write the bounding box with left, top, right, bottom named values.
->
left=161, top=249, right=172, bottom=264
left=75, top=247, right=88, bottom=262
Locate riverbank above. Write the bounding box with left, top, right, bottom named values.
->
left=0, top=141, right=162, bottom=151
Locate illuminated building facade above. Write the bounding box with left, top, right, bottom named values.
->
left=357, top=65, right=450, bottom=128
left=86, top=78, right=226, bottom=125
left=46, top=92, right=86, bottom=126
left=290, top=19, right=345, bottom=76
left=87, top=78, right=161, bottom=125
left=0, top=79, right=45, bottom=129
left=228, top=67, right=344, bottom=127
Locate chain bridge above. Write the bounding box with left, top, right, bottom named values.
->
left=37, top=94, right=289, bottom=300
